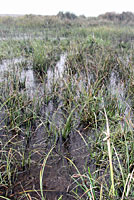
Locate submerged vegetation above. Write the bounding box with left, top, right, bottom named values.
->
left=0, top=12, right=134, bottom=199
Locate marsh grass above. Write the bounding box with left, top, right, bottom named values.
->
left=0, top=14, right=134, bottom=200
left=32, top=40, right=62, bottom=75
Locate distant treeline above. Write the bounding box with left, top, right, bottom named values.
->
left=98, top=12, right=134, bottom=24
left=0, top=11, right=134, bottom=28
left=57, top=11, right=134, bottom=25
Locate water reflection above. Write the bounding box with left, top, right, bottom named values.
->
left=47, top=54, right=66, bottom=93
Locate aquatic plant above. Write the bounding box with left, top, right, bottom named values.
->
left=0, top=14, right=134, bottom=200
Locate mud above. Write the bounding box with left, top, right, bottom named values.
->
left=0, top=55, right=132, bottom=199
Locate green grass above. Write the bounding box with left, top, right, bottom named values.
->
left=0, top=14, right=134, bottom=199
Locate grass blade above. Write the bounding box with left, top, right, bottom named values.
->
left=40, top=145, right=55, bottom=200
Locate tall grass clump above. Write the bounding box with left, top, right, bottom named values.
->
left=32, top=40, right=62, bottom=75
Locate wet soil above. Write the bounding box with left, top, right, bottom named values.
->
left=0, top=55, right=92, bottom=199
left=0, top=55, right=132, bottom=199
left=2, top=128, right=92, bottom=199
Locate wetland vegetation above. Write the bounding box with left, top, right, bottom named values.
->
left=0, top=11, right=134, bottom=199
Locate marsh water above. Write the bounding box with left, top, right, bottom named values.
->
left=0, top=55, right=92, bottom=199
left=0, top=55, right=133, bottom=199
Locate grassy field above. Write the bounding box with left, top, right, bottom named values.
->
left=0, top=13, right=134, bottom=200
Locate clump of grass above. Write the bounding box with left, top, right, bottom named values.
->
left=32, top=40, right=61, bottom=75
left=62, top=105, right=79, bottom=140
